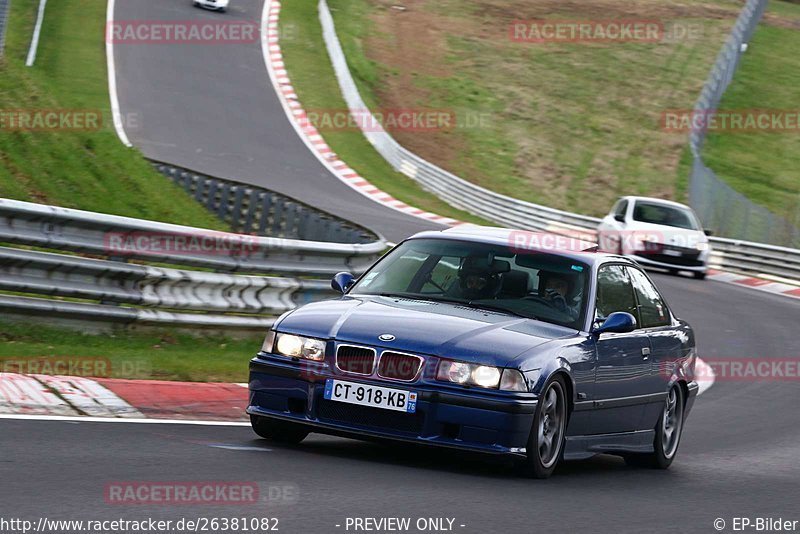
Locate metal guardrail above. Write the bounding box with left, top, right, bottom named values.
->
left=0, top=0, right=10, bottom=57
left=0, top=198, right=387, bottom=329
left=153, top=162, right=377, bottom=244
left=317, top=0, right=800, bottom=284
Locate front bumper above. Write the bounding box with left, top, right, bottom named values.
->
left=247, top=356, right=537, bottom=456
left=685, top=380, right=700, bottom=416
left=630, top=252, right=708, bottom=273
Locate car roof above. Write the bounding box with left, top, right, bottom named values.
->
left=619, top=196, right=693, bottom=210
left=407, top=226, right=634, bottom=268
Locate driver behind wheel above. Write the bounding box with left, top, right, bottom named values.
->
left=539, top=272, right=581, bottom=320
left=455, top=255, right=506, bottom=300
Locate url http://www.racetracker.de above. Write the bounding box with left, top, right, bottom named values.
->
left=0, top=517, right=280, bottom=533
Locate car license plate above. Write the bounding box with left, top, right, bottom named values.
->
left=663, top=249, right=682, bottom=257
left=324, top=379, right=417, bottom=413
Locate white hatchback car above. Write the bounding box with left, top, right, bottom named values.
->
left=597, top=196, right=711, bottom=279
left=193, top=0, right=228, bottom=12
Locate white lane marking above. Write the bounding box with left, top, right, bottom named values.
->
left=0, top=373, right=78, bottom=416
left=31, top=375, right=144, bottom=418
left=207, top=444, right=272, bottom=451
left=0, top=413, right=249, bottom=426
left=695, top=357, right=715, bottom=396
left=236, top=383, right=249, bottom=388
left=106, top=0, right=132, bottom=147
left=25, top=0, right=48, bottom=67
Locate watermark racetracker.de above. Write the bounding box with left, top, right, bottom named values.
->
left=104, top=231, right=289, bottom=257
left=0, top=357, right=112, bottom=377
left=0, top=109, right=102, bottom=132
left=509, top=19, right=705, bottom=44
left=106, top=20, right=298, bottom=44
left=662, top=109, right=800, bottom=133
left=104, top=481, right=298, bottom=505
left=299, top=108, right=492, bottom=133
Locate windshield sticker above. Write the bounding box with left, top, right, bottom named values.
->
left=571, top=265, right=584, bottom=272
left=360, top=272, right=379, bottom=287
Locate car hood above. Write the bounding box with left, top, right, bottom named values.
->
left=274, top=296, right=576, bottom=367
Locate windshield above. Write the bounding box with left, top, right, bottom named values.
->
left=349, top=238, right=589, bottom=329
left=632, top=201, right=700, bottom=230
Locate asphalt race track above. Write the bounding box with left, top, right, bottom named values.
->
left=1, top=274, right=799, bottom=533
left=112, top=0, right=444, bottom=242
left=2, top=0, right=797, bottom=532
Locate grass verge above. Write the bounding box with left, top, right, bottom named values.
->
left=0, top=321, right=260, bottom=383
left=702, top=2, right=800, bottom=222
left=0, top=0, right=226, bottom=229
left=282, top=0, right=789, bottom=219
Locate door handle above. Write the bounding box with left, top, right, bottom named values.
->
left=641, top=347, right=651, bottom=360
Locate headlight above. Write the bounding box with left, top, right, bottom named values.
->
left=695, top=242, right=709, bottom=251
left=274, top=333, right=326, bottom=361
left=437, top=360, right=525, bottom=391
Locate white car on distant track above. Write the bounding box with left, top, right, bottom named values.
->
left=597, top=196, right=712, bottom=279
left=193, top=0, right=228, bottom=12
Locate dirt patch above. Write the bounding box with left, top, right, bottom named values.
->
left=762, top=12, right=800, bottom=29
left=366, top=1, right=477, bottom=169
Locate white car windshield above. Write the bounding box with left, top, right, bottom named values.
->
left=632, top=201, right=700, bottom=230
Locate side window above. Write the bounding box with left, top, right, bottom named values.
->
left=627, top=267, right=671, bottom=328
left=420, top=256, right=460, bottom=294
left=595, top=265, right=639, bottom=325
left=613, top=200, right=628, bottom=219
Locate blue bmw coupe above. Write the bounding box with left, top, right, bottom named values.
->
left=247, top=227, right=699, bottom=478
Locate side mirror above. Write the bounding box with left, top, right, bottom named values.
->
left=331, top=272, right=355, bottom=294
left=592, top=312, right=636, bottom=336
left=613, top=213, right=626, bottom=223
left=704, top=229, right=714, bottom=236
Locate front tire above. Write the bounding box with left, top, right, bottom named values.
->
left=693, top=271, right=707, bottom=280
left=625, top=385, right=685, bottom=469
left=250, top=415, right=310, bottom=444
left=521, top=376, right=568, bottom=479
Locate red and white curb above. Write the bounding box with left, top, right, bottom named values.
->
left=260, top=0, right=462, bottom=228
left=0, top=373, right=247, bottom=422
left=705, top=269, right=800, bottom=299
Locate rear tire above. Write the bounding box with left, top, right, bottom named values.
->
left=521, top=376, right=568, bottom=479
left=693, top=272, right=707, bottom=280
left=250, top=415, right=310, bottom=444
left=624, top=385, right=684, bottom=469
